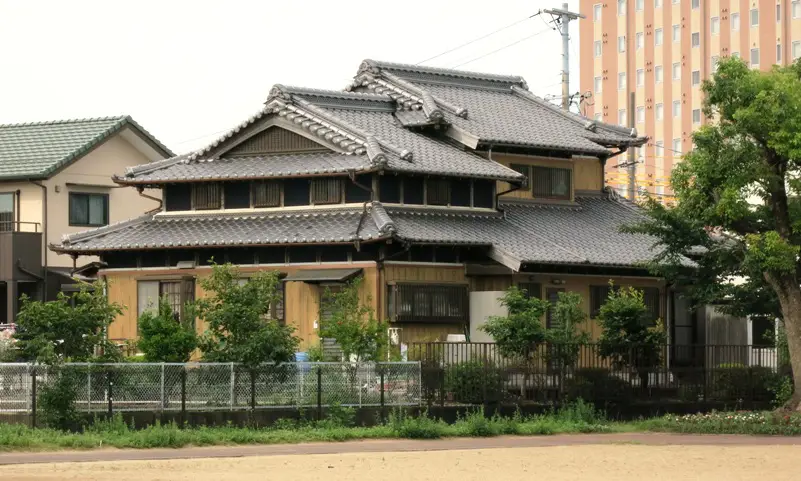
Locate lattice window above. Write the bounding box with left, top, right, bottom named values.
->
left=311, top=178, right=342, bottom=205
left=531, top=166, right=572, bottom=200
left=388, top=283, right=469, bottom=323
left=192, top=183, right=221, bottom=210
left=252, top=180, right=281, bottom=207
left=425, top=178, right=450, bottom=205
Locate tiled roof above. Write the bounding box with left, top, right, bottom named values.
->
left=54, top=207, right=386, bottom=253
left=0, top=116, right=173, bottom=180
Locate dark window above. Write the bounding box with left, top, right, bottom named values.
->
left=319, top=245, right=349, bottom=262
left=389, top=283, right=469, bottom=324
left=164, top=184, right=192, bottom=211
left=68, top=193, right=109, bottom=226
left=752, top=318, right=775, bottom=347
left=472, top=180, right=495, bottom=208
left=590, top=284, right=617, bottom=318
left=517, top=282, right=542, bottom=300
left=198, top=249, right=223, bottom=266
left=273, top=282, right=285, bottom=322
left=288, top=246, right=317, bottom=263
left=227, top=248, right=255, bottom=265
left=409, top=245, right=435, bottom=262
left=546, top=288, right=565, bottom=329
left=642, top=287, right=661, bottom=324
left=320, top=285, right=344, bottom=323
left=450, top=179, right=471, bottom=207
left=256, top=247, right=286, bottom=264
left=510, top=164, right=530, bottom=185
left=223, top=182, right=251, bottom=209
left=345, top=174, right=372, bottom=203
left=352, top=244, right=378, bottom=261
left=0, top=192, right=15, bottom=232
left=404, top=176, right=425, bottom=204
left=532, top=166, right=572, bottom=200
left=251, top=180, right=281, bottom=207
left=426, top=178, right=450, bottom=205
left=311, top=178, right=342, bottom=205
left=140, top=251, right=167, bottom=268
left=192, top=183, right=221, bottom=210
left=168, top=249, right=195, bottom=266
left=101, top=251, right=139, bottom=268
left=434, top=246, right=458, bottom=263
left=283, top=178, right=310, bottom=206
left=159, top=278, right=195, bottom=322
left=379, top=175, right=401, bottom=203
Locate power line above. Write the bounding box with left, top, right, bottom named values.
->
left=450, top=29, right=550, bottom=68
left=416, top=15, right=536, bottom=65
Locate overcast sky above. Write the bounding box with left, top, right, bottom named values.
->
left=0, top=0, right=581, bottom=154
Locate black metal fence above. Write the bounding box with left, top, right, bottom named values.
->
left=407, top=342, right=790, bottom=409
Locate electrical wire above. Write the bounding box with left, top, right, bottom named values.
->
left=450, top=29, right=551, bottom=68
left=416, top=15, right=536, bottom=65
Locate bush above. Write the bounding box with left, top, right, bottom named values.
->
left=555, top=398, right=605, bottom=424
left=38, top=367, right=84, bottom=431
left=565, top=368, right=631, bottom=402
left=454, top=408, right=499, bottom=437
left=446, top=361, right=505, bottom=404
left=137, top=297, right=198, bottom=362
left=389, top=410, right=447, bottom=439
left=711, top=363, right=778, bottom=402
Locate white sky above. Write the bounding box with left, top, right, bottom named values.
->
left=0, top=0, right=581, bottom=154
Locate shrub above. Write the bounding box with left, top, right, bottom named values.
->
left=38, top=367, right=84, bottom=431
left=137, top=297, right=198, bottom=362
left=446, top=360, right=505, bottom=404
left=319, top=277, right=387, bottom=362
left=564, top=368, right=631, bottom=402
left=711, top=363, right=778, bottom=402
left=455, top=408, right=499, bottom=437
left=389, top=410, right=447, bottom=439
left=555, top=398, right=605, bottom=424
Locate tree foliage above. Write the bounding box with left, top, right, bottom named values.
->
left=196, top=263, right=298, bottom=368
left=544, top=291, right=591, bottom=369
left=319, top=276, right=387, bottom=362
left=137, top=297, right=198, bottom=362
left=13, top=282, right=123, bottom=364
left=627, top=58, right=801, bottom=406
left=480, top=287, right=549, bottom=362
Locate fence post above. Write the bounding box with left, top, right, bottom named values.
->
left=250, top=369, right=257, bottom=411
left=316, top=366, right=323, bottom=421
left=107, top=368, right=113, bottom=416
left=180, top=367, right=187, bottom=428
left=31, top=368, right=37, bottom=429
left=87, top=365, right=92, bottom=413
left=380, top=366, right=385, bottom=423
left=229, top=362, right=235, bottom=410
left=160, top=363, right=165, bottom=412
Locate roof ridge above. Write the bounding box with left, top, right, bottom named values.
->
left=0, top=115, right=128, bottom=129
left=360, top=59, right=526, bottom=86
left=276, top=85, right=393, bottom=102
left=155, top=207, right=365, bottom=221
left=118, top=153, right=191, bottom=180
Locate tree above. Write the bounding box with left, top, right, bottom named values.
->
left=544, top=291, right=591, bottom=370
left=196, top=263, right=298, bottom=368
left=627, top=58, right=801, bottom=408
left=137, top=297, right=198, bottom=362
left=13, top=281, right=123, bottom=363
left=596, top=285, right=667, bottom=389
left=319, top=276, right=387, bottom=362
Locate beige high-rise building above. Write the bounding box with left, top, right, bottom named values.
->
left=580, top=0, right=799, bottom=200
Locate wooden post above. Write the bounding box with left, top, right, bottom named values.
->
left=30, top=368, right=37, bottom=429
left=316, top=366, right=323, bottom=421
left=180, top=367, right=187, bottom=428
left=379, top=367, right=385, bottom=423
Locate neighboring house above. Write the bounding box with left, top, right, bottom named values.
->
left=51, top=60, right=700, bottom=361
left=1, top=116, right=173, bottom=323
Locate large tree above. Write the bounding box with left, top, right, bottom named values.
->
left=629, top=58, right=801, bottom=408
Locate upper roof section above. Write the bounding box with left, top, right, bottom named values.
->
left=0, top=116, right=174, bottom=181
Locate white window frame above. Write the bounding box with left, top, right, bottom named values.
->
left=692, top=109, right=701, bottom=124
left=794, top=41, right=801, bottom=60
left=655, top=140, right=664, bottom=157
left=672, top=24, right=680, bottom=43
left=711, top=17, right=720, bottom=35
left=593, top=3, right=602, bottom=22
left=732, top=51, right=740, bottom=59
left=636, top=0, right=644, bottom=11
left=618, top=109, right=627, bottom=126
left=655, top=65, right=663, bottom=82
left=655, top=103, right=664, bottom=121
left=691, top=0, right=699, bottom=8
left=751, top=47, right=760, bottom=67
left=618, top=72, right=626, bottom=90
left=711, top=55, right=720, bottom=72
left=672, top=100, right=681, bottom=118
left=618, top=0, right=626, bottom=15
left=751, top=8, right=759, bottom=27
left=594, top=76, right=602, bottom=93
left=777, top=3, right=782, bottom=22
left=636, top=68, right=644, bottom=87
left=691, top=70, right=700, bottom=86
left=618, top=35, right=627, bottom=53
left=636, top=32, right=644, bottom=50
left=672, top=62, right=681, bottom=80
left=778, top=44, right=783, bottom=63
left=794, top=1, right=801, bottom=19
left=594, top=112, right=603, bottom=122
left=731, top=12, right=740, bottom=31
left=655, top=28, right=663, bottom=46
left=655, top=0, right=662, bottom=7
left=672, top=138, right=682, bottom=155
left=691, top=32, right=700, bottom=48
left=636, top=106, right=645, bottom=124
left=594, top=40, right=602, bottom=57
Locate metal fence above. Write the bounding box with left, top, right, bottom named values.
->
left=407, top=343, right=790, bottom=408
left=0, top=362, right=421, bottom=415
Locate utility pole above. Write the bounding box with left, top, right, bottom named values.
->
left=628, top=91, right=636, bottom=201
left=541, top=3, right=585, bottom=111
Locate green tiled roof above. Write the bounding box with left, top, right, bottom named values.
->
left=0, top=116, right=173, bottom=180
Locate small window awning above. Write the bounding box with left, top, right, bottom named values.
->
left=283, top=268, right=362, bottom=284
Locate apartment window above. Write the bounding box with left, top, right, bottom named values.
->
left=68, top=192, right=110, bottom=227
left=618, top=0, right=626, bottom=15
left=672, top=0, right=678, bottom=4
left=618, top=35, right=626, bottom=52
left=636, top=106, right=645, bottom=123
left=426, top=178, right=450, bottom=205
left=655, top=0, right=662, bottom=7
left=751, top=8, right=759, bottom=26
left=636, top=32, right=644, bottom=50
left=655, top=65, right=663, bottom=82
left=618, top=108, right=627, bottom=125
left=594, top=112, right=602, bottom=122
left=252, top=180, right=281, bottom=208
left=593, top=3, right=602, bottom=21
left=778, top=44, right=783, bottom=63
left=672, top=24, right=680, bottom=43
left=673, top=138, right=682, bottom=155
left=691, top=32, right=700, bottom=47
left=732, top=51, right=740, bottom=59
left=388, top=283, right=469, bottom=324
left=655, top=28, right=663, bottom=45
left=594, top=40, right=602, bottom=57
left=691, top=0, right=699, bottom=8
left=692, top=108, right=701, bottom=124
left=794, top=41, right=801, bottom=60
left=191, top=183, right=221, bottom=210
left=711, top=55, right=720, bottom=72
left=672, top=100, right=681, bottom=118
left=532, top=166, right=572, bottom=200
left=777, top=3, right=782, bottom=22
left=137, top=278, right=196, bottom=324
left=795, top=1, right=801, bottom=19
left=311, top=178, right=343, bottom=204
left=711, top=16, right=720, bottom=35
left=636, top=68, right=644, bottom=86
left=692, top=70, right=701, bottom=86
left=636, top=0, right=644, bottom=10
left=594, top=76, right=602, bottom=93
left=0, top=192, right=14, bottom=232
left=655, top=140, right=664, bottom=157
left=655, top=103, right=664, bottom=120
left=618, top=71, right=626, bottom=89
left=751, top=47, right=760, bottom=66
left=732, top=12, right=740, bottom=30
left=672, top=62, right=681, bottom=80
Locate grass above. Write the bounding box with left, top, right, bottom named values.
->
left=2, top=402, right=801, bottom=452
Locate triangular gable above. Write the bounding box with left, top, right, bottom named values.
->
left=225, top=126, right=329, bottom=156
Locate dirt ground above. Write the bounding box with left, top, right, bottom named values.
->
left=2, top=443, right=800, bottom=481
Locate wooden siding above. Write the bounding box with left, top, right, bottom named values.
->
left=226, top=127, right=328, bottom=156
left=490, top=153, right=604, bottom=200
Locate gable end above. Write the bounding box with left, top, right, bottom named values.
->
left=225, top=126, right=329, bottom=156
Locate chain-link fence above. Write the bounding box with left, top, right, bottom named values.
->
left=0, top=362, right=421, bottom=415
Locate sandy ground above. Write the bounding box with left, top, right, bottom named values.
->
left=2, top=444, right=801, bottom=481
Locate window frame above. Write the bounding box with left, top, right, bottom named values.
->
left=672, top=62, right=681, bottom=80
left=672, top=100, right=681, bottom=118
left=655, top=65, right=663, bottom=83
left=618, top=35, right=626, bottom=53
left=672, top=24, right=680, bottom=43
left=388, top=282, right=469, bottom=324
left=0, top=192, right=15, bottom=232
left=691, top=32, right=700, bottom=47
left=310, top=178, right=343, bottom=205
left=794, top=41, right=801, bottom=60
left=795, top=1, right=801, bottom=19
left=777, top=43, right=783, bottom=63
left=137, top=277, right=196, bottom=329
left=68, top=192, right=109, bottom=227
left=654, top=28, right=663, bottom=46
left=711, top=16, right=720, bottom=35
left=691, top=70, right=701, bottom=86
left=750, top=47, right=760, bottom=67
left=731, top=12, right=740, bottom=31
left=636, top=106, right=645, bottom=124
left=618, top=0, right=626, bottom=15
left=655, top=103, right=664, bottom=121
left=593, top=3, right=602, bottom=22
left=618, top=71, right=626, bottom=90
left=692, top=108, right=701, bottom=124
left=425, top=178, right=451, bottom=206
left=636, top=68, right=644, bottom=87
left=672, top=138, right=682, bottom=154
left=251, top=180, right=282, bottom=208
left=618, top=108, right=627, bottom=126
left=655, top=140, right=664, bottom=157
left=750, top=8, right=759, bottom=26
left=594, top=40, right=602, bottom=57
left=191, top=183, right=222, bottom=210
left=635, top=32, right=644, bottom=50
left=531, top=165, right=573, bottom=200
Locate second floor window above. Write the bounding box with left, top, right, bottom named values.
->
left=532, top=166, right=571, bottom=200
left=311, top=178, right=343, bottom=205
left=252, top=180, right=281, bottom=207
left=426, top=178, right=450, bottom=205
left=69, top=192, right=109, bottom=227
left=192, top=183, right=221, bottom=210
left=0, top=192, right=14, bottom=232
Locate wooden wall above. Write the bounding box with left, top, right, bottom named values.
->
left=491, top=153, right=604, bottom=200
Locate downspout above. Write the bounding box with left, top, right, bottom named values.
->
left=29, top=180, right=47, bottom=300
left=15, top=190, right=20, bottom=225
left=137, top=186, right=163, bottom=213
left=487, top=144, right=522, bottom=218
left=350, top=171, right=375, bottom=249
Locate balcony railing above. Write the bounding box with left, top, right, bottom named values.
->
left=0, top=221, right=41, bottom=233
